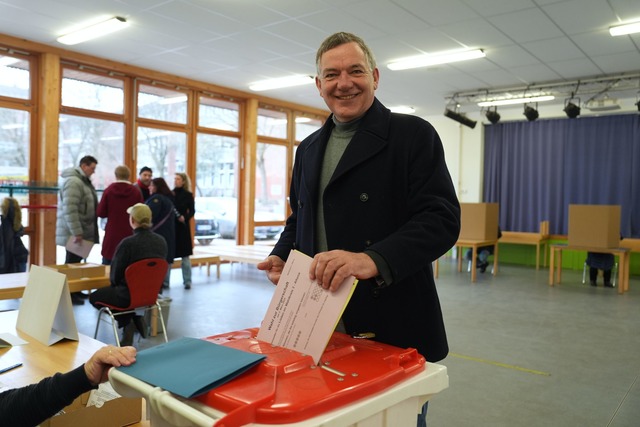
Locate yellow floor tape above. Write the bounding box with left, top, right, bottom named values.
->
left=449, top=352, right=551, bottom=376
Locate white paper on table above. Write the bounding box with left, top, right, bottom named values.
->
left=257, top=250, right=358, bottom=364
left=0, top=333, right=28, bottom=347
left=65, top=236, right=94, bottom=259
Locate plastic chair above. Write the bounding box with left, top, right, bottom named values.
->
left=582, top=260, right=618, bottom=287
left=94, top=258, right=169, bottom=346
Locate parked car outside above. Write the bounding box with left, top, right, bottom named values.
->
left=195, top=196, right=283, bottom=241
left=194, top=208, right=220, bottom=245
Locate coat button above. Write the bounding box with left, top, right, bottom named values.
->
left=359, top=193, right=369, bottom=202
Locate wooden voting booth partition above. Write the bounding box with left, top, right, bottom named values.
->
left=449, top=203, right=500, bottom=282
left=549, top=204, right=630, bottom=294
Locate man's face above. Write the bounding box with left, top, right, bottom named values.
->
left=140, top=171, right=152, bottom=185
left=81, top=162, right=97, bottom=178
left=315, top=42, right=379, bottom=123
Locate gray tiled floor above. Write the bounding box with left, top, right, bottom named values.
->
left=4, top=258, right=638, bottom=426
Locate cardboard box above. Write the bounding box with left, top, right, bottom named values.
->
left=41, top=392, right=142, bottom=427
left=44, top=263, right=107, bottom=280
left=568, top=204, right=621, bottom=248
left=459, top=203, right=499, bottom=240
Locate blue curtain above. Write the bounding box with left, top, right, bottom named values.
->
left=483, top=114, right=640, bottom=237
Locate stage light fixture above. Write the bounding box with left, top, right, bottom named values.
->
left=563, top=98, right=581, bottom=119
left=444, top=107, right=477, bottom=129
left=523, top=104, right=539, bottom=121
left=485, top=107, right=500, bottom=124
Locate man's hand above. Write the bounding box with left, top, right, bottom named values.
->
left=73, top=235, right=83, bottom=244
left=257, top=255, right=285, bottom=285
left=84, top=345, right=137, bottom=386
left=310, top=250, right=378, bottom=292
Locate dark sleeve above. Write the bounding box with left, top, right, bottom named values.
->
left=185, top=193, right=195, bottom=221
left=0, top=365, right=94, bottom=427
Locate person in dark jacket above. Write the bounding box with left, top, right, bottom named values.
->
left=257, top=32, right=460, bottom=427
left=97, top=165, right=143, bottom=265
left=90, top=203, right=168, bottom=345
left=133, top=166, right=153, bottom=201
left=587, top=252, right=615, bottom=287
left=0, top=197, right=29, bottom=273
left=0, top=345, right=136, bottom=427
left=173, top=172, right=195, bottom=289
left=146, top=177, right=177, bottom=290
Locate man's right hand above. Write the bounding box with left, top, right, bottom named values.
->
left=257, top=255, right=285, bottom=285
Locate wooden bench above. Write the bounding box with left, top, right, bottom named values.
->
left=620, top=238, right=640, bottom=253
left=172, top=250, right=221, bottom=279
left=499, top=221, right=550, bottom=270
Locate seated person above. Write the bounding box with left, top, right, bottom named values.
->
left=465, top=227, right=502, bottom=273
left=0, top=345, right=136, bottom=426
left=586, top=252, right=615, bottom=288
left=90, top=203, right=168, bottom=346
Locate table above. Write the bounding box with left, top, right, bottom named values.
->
left=0, top=310, right=149, bottom=426
left=0, top=271, right=110, bottom=301
left=454, top=238, right=499, bottom=282
left=548, top=244, right=631, bottom=294
left=0, top=310, right=106, bottom=391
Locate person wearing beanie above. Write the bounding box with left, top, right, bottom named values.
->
left=133, top=166, right=153, bottom=201
left=89, top=203, right=167, bottom=346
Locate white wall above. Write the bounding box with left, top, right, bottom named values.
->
left=428, top=116, right=484, bottom=203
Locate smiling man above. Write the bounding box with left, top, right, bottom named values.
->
left=258, top=32, right=460, bottom=426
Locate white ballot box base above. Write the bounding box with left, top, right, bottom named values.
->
left=109, top=363, right=448, bottom=427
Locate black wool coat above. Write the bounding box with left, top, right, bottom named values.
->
left=271, top=98, right=460, bottom=362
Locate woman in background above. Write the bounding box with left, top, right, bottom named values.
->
left=0, top=197, right=29, bottom=273
left=173, top=172, right=195, bottom=289
left=146, top=178, right=176, bottom=290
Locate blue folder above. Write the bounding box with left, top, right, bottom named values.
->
left=116, top=337, right=266, bottom=398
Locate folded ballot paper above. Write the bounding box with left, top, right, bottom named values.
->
left=115, top=337, right=265, bottom=398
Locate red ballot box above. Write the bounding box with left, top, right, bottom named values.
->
left=109, top=328, right=449, bottom=427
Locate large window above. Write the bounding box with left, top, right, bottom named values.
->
left=0, top=54, right=30, bottom=99
left=138, top=84, right=188, bottom=125
left=136, top=126, right=187, bottom=180
left=255, top=143, right=286, bottom=223
left=257, top=107, right=287, bottom=138
left=62, top=69, right=124, bottom=114
left=195, top=95, right=241, bottom=241
left=199, top=97, right=239, bottom=132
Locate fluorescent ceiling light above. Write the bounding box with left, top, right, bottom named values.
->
left=477, top=95, right=555, bottom=107
left=609, top=21, right=640, bottom=36
left=57, top=16, right=129, bottom=45
left=389, top=106, right=415, bottom=114
left=387, top=49, right=485, bottom=71
left=249, top=75, right=314, bottom=91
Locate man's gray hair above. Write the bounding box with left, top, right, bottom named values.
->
left=316, top=32, right=377, bottom=75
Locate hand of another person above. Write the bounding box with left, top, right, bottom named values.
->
left=257, top=255, right=285, bottom=285
left=84, top=345, right=137, bottom=386
left=73, top=235, right=83, bottom=244
left=310, top=250, right=378, bottom=292
left=178, top=215, right=185, bottom=223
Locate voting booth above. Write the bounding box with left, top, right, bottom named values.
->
left=459, top=203, right=499, bottom=240
left=568, top=204, right=621, bottom=248
left=109, top=328, right=449, bottom=427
